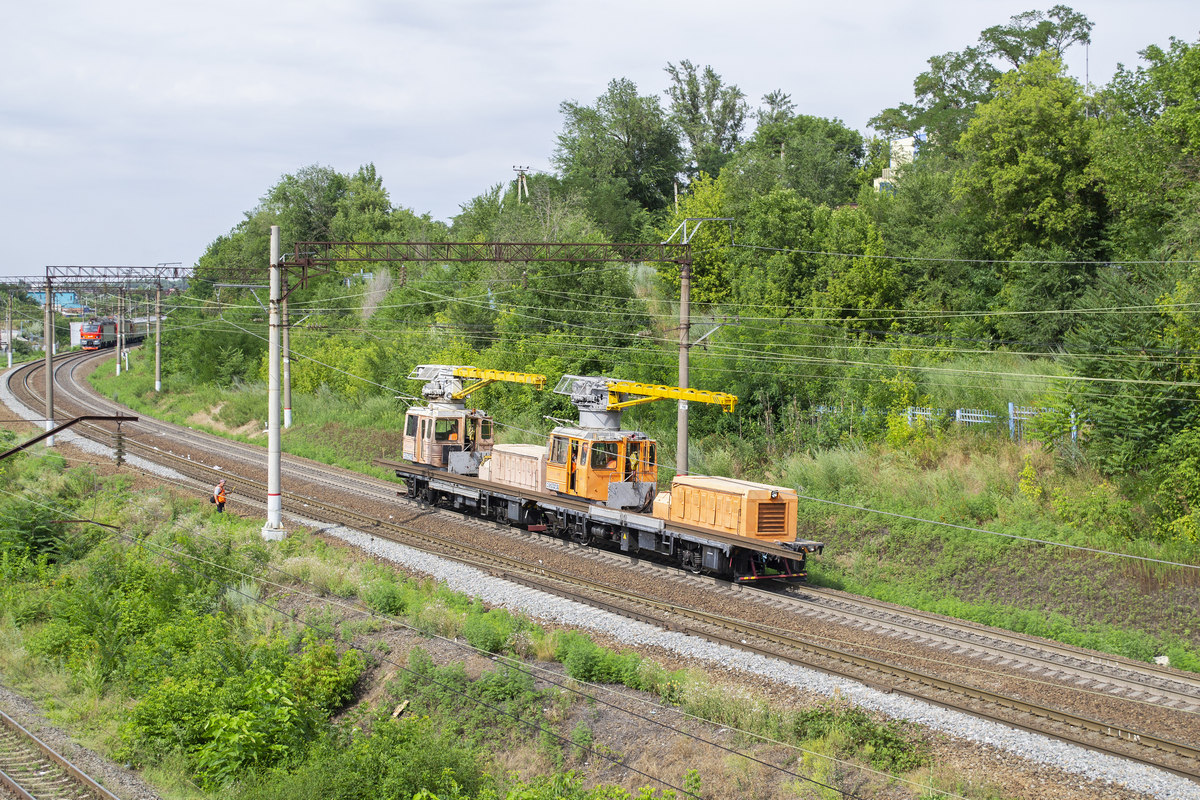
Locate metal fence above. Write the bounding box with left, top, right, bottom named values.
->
left=808, top=403, right=1077, bottom=442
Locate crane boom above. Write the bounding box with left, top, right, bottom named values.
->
left=409, top=364, right=547, bottom=402
left=553, top=375, right=737, bottom=414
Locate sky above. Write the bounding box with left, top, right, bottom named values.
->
left=2, top=0, right=1198, bottom=280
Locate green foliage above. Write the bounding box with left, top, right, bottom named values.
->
left=1152, top=427, right=1200, bottom=543
left=463, top=607, right=525, bottom=654
left=555, top=631, right=643, bottom=686
left=554, top=77, right=682, bottom=240
left=954, top=53, right=1102, bottom=258
left=664, top=60, right=748, bottom=178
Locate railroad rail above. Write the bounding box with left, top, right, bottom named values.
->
left=6, top=349, right=1200, bottom=782
left=0, top=709, right=121, bottom=800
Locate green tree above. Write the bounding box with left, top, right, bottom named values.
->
left=261, top=165, right=350, bottom=244
left=870, top=46, right=999, bottom=149
left=554, top=78, right=684, bottom=241
left=663, top=60, right=749, bottom=178
left=1090, top=36, right=1200, bottom=257
left=725, top=114, right=865, bottom=208
left=978, top=5, right=1093, bottom=68
left=871, top=6, right=1093, bottom=151
left=953, top=52, right=1103, bottom=258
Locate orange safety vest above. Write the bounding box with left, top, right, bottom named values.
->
left=215, top=487, right=226, bottom=503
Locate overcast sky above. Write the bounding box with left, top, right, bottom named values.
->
left=2, top=1, right=1198, bottom=280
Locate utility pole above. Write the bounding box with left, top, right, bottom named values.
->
left=262, top=225, right=286, bottom=540
left=43, top=276, right=54, bottom=446
left=678, top=258, right=690, bottom=475
left=663, top=217, right=734, bottom=476
left=115, top=289, right=123, bottom=376
left=282, top=270, right=292, bottom=428
left=5, top=292, right=11, bottom=369
left=513, top=166, right=530, bottom=203
left=154, top=284, right=162, bottom=391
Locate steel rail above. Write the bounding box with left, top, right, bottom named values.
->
left=93, top=434, right=1200, bottom=778
left=0, top=709, right=122, bottom=800
left=9, top=351, right=1200, bottom=781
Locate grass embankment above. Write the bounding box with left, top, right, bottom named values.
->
left=0, top=451, right=993, bottom=799
left=88, top=347, right=1200, bottom=672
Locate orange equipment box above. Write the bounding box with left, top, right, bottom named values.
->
left=653, top=475, right=797, bottom=542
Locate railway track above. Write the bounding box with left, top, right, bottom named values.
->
left=7, top=349, right=1200, bottom=783
left=0, top=710, right=120, bottom=800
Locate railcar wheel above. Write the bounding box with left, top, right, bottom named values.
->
left=679, top=546, right=703, bottom=574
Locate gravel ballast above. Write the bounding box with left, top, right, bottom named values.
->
left=323, top=524, right=1200, bottom=800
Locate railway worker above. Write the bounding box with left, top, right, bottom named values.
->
left=213, top=479, right=227, bottom=513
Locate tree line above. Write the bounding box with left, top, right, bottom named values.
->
left=169, top=7, right=1200, bottom=524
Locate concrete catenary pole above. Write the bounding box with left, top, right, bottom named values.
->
left=43, top=276, right=54, bottom=446
left=154, top=284, right=162, bottom=392
left=677, top=258, right=690, bottom=476
left=115, top=290, right=123, bottom=376
left=6, top=292, right=12, bottom=369
left=262, top=225, right=286, bottom=540
left=282, top=271, right=292, bottom=428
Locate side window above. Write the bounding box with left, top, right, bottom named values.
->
left=549, top=436, right=569, bottom=464
left=479, top=419, right=493, bottom=441
left=647, top=443, right=657, bottom=471
left=405, top=414, right=418, bottom=437
left=434, top=419, right=457, bottom=442
left=591, top=441, right=619, bottom=469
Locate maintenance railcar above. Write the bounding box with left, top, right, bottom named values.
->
left=378, top=366, right=823, bottom=583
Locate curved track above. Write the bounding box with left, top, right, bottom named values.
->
left=7, top=349, right=1200, bottom=782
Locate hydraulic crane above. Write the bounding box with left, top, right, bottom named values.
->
left=546, top=375, right=738, bottom=510
left=402, top=365, right=547, bottom=475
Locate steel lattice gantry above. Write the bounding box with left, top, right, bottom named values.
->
left=284, top=238, right=709, bottom=475
left=285, top=240, right=691, bottom=290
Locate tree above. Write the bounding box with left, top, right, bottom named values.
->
left=953, top=53, right=1102, bottom=258
left=725, top=114, right=865, bottom=208
left=979, top=5, right=1093, bottom=69
left=554, top=78, right=684, bottom=241
left=756, top=90, right=795, bottom=127
left=869, top=46, right=999, bottom=149
left=1090, top=36, right=1200, bottom=258
left=664, top=60, right=749, bottom=178
left=870, top=6, right=1094, bottom=150
left=261, top=165, right=349, bottom=245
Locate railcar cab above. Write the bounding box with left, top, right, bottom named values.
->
left=402, top=406, right=495, bottom=474
left=544, top=426, right=658, bottom=511
left=401, top=365, right=547, bottom=476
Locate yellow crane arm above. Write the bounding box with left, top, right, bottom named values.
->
left=604, top=380, right=737, bottom=413
left=450, top=367, right=547, bottom=400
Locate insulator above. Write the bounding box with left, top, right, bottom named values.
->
left=114, top=426, right=125, bottom=466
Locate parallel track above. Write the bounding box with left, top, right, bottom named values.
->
left=6, top=349, right=1200, bottom=782
left=0, top=710, right=121, bottom=800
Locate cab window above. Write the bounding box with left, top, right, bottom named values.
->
left=549, top=436, right=569, bottom=464
left=434, top=419, right=458, bottom=442
left=405, top=414, right=419, bottom=437
left=591, top=441, right=620, bottom=469
left=478, top=419, right=493, bottom=441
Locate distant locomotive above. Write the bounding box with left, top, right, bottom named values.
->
left=79, top=318, right=148, bottom=350
left=378, top=366, right=823, bottom=583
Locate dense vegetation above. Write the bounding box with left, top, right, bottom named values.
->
left=1, top=453, right=945, bottom=799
